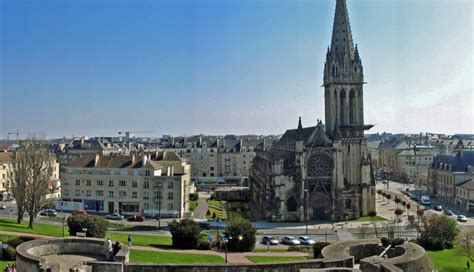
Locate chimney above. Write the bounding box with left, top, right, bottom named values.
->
left=142, top=154, right=147, bottom=167
left=94, top=154, right=100, bottom=167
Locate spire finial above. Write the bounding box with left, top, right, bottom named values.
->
left=296, top=117, right=303, bottom=141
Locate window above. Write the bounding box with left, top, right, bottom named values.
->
left=144, top=203, right=149, bottom=209
left=168, top=181, right=173, bottom=189
left=168, top=203, right=173, bottom=210
left=144, top=181, right=149, bottom=189
left=109, top=191, right=114, bottom=197
left=132, top=181, right=138, bottom=188
left=119, top=180, right=127, bottom=187
left=143, top=191, right=149, bottom=200
left=154, top=181, right=162, bottom=188
left=86, top=180, right=91, bottom=186
left=168, top=192, right=173, bottom=200
left=119, top=191, right=127, bottom=198
left=109, top=180, right=114, bottom=187
left=210, top=167, right=214, bottom=171
left=75, top=179, right=80, bottom=185
left=75, top=189, right=80, bottom=196
left=132, top=192, right=138, bottom=198
left=145, top=170, right=151, bottom=176
left=96, top=180, right=103, bottom=186
left=86, top=190, right=91, bottom=197
left=96, top=190, right=104, bottom=197
left=64, top=189, right=69, bottom=196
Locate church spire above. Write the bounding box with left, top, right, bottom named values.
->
left=330, top=0, right=355, bottom=60
left=295, top=117, right=303, bottom=141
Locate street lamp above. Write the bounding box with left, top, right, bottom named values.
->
left=304, top=187, right=308, bottom=235
left=224, top=235, right=242, bottom=264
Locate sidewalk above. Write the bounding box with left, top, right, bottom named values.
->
left=192, top=194, right=210, bottom=219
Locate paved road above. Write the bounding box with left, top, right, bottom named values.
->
left=192, top=193, right=210, bottom=219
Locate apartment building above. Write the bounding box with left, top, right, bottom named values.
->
left=429, top=151, right=474, bottom=203
left=60, top=151, right=191, bottom=217
left=0, top=151, right=60, bottom=201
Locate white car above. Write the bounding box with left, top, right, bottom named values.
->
left=282, top=236, right=301, bottom=245
left=458, top=215, right=468, bottom=222
left=298, top=236, right=315, bottom=245
left=105, top=213, right=124, bottom=220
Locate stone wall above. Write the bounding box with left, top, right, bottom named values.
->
left=124, top=258, right=352, bottom=272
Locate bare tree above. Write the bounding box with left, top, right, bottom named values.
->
left=7, top=139, right=55, bottom=229
left=458, top=229, right=474, bottom=261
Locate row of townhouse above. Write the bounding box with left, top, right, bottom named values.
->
left=60, top=151, right=193, bottom=217
left=160, top=135, right=276, bottom=190
left=428, top=150, right=474, bottom=211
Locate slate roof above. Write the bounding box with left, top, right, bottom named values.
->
left=67, top=151, right=183, bottom=169
left=457, top=179, right=474, bottom=190
left=433, top=151, right=474, bottom=172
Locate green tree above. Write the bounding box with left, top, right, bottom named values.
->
left=418, top=213, right=459, bottom=250
left=67, top=214, right=109, bottom=238
left=224, top=214, right=256, bottom=252
left=168, top=219, right=202, bottom=249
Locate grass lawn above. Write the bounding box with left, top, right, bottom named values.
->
left=349, top=216, right=387, bottom=222
left=189, top=200, right=198, bottom=212
left=206, top=200, right=227, bottom=220
left=252, top=248, right=288, bottom=253
left=107, top=232, right=172, bottom=247
left=246, top=256, right=306, bottom=263
left=130, top=250, right=224, bottom=264
left=427, top=245, right=470, bottom=272
left=0, top=261, right=15, bottom=269
left=0, top=219, right=66, bottom=237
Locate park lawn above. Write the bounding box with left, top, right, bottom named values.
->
left=246, top=256, right=306, bottom=263
left=206, top=200, right=227, bottom=220
left=130, top=250, right=224, bottom=264
left=107, top=232, right=172, bottom=247
left=0, top=218, right=66, bottom=237
left=0, top=261, right=15, bottom=269
left=427, top=246, right=469, bottom=272
left=252, top=248, right=288, bottom=253
left=350, top=216, right=387, bottom=222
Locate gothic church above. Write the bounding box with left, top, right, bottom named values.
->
left=250, top=0, right=376, bottom=222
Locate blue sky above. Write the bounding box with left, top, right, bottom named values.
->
left=1, top=0, right=472, bottom=138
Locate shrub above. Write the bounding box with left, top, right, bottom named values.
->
left=5, top=237, right=24, bottom=248
left=224, top=214, right=257, bottom=252
left=368, top=210, right=377, bottom=217
left=394, top=208, right=404, bottom=216
left=417, top=209, right=424, bottom=217
left=197, top=239, right=211, bottom=250
left=206, top=210, right=211, bottom=216
left=3, top=246, right=16, bottom=261
left=418, top=213, right=459, bottom=250
left=377, top=190, right=382, bottom=195
left=386, top=194, right=392, bottom=201
left=67, top=214, right=109, bottom=238
left=189, top=193, right=199, bottom=201
left=401, top=201, right=406, bottom=207
left=288, top=245, right=311, bottom=252
left=391, top=238, right=405, bottom=247
left=313, top=242, right=331, bottom=258
left=381, top=237, right=391, bottom=247
left=168, top=219, right=202, bottom=249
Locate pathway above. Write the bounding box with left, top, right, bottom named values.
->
left=193, top=194, right=210, bottom=219
left=335, top=229, right=354, bottom=241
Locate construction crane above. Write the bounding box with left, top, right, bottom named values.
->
left=7, top=130, right=28, bottom=143
left=118, top=131, right=155, bottom=141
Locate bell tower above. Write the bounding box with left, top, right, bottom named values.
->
left=323, top=0, right=369, bottom=138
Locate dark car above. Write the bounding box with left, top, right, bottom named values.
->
left=127, top=215, right=145, bottom=222
left=198, top=222, right=211, bottom=230
left=434, top=205, right=443, bottom=211
left=445, top=210, right=455, bottom=216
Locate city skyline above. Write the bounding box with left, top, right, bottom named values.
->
left=1, top=0, right=473, bottom=138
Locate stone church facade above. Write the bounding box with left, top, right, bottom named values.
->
left=250, top=0, right=376, bottom=222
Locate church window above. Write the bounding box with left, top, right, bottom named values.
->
left=287, top=196, right=297, bottom=212
left=307, top=153, right=333, bottom=177
left=340, top=89, right=346, bottom=124
left=349, top=89, right=355, bottom=124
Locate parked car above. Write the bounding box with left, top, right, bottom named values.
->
left=72, top=210, right=87, bottom=216
left=281, top=236, right=301, bottom=245
left=105, top=213, right=124, bottom=220
left=382, top=180, right=388, bottom=184
left=261, top=236, right=279, bottom=245
left=457, top=215, right=468, bottom=222
left=298, top=236, right=315, bottom=245
left=40, top=209, right=57, bottom=217
left=127, top=215, right=145, bottom=222
left=434, top=205, right=443, bottom=211
left=421, top=196, right=431, bottom=206
left=445, top=210, right=455, bottom=216
left=0, top=204, right=6, bottom=210
left=198, top=222, right=211, bottom=230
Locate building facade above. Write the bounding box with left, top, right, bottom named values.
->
left=250, top=0, right=376, bottom=222
left=60, top=151, right=192, bottom=218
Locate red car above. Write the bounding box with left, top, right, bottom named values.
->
left=127, top=215, right=145, bottom=222
left=72, top=210, right=87, bottom=216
